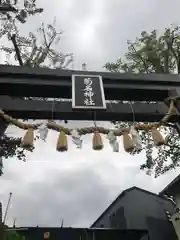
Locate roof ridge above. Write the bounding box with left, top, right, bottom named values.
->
left=159, top=174, right=180, bottom=195
left=90, top=186, right=171, bottom=228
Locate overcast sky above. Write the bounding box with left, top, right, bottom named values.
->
left=1, top=0, right=180, bottom=228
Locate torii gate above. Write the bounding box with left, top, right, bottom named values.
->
left=0, top=64, right=179, bottom=152
left=0, top=64, right=180, bottom=240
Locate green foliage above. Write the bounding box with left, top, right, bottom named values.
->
left=5, top=229, right=25, bottom=240
left=1, top=19, right=74, bottom=68
left=0, top=5, right=73, bottom=166
left=0, top=135, right=32, bottom=161
left=105, top=24, right=180, bottom=177
left=0, top=0, right=43, bottom=32
left=0, top=1, right=43, bottom=165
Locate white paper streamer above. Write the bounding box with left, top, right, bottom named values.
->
left=107, top=130, right=119, bottom=152
left=71, top=128, right=82, bottom=148
left=107, top=130, right=116, bottom=143
left=38, top=122, right=49, bottom=141
left=111, top=141, right=119, bottom=152
left=130, top=126, right=142, bottom=150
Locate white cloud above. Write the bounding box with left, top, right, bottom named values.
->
left=1, top=121, right=180, bottom=227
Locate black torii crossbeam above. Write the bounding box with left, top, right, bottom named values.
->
left=0, top=96, right=176, bottom=122
left=0, top=64, right=180, bottom=100
left=0, top=64, right=180, bottom=123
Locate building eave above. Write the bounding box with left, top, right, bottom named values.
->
left=90, top=186, right=171, bottom=228
left=159, top=174, right=180, bottom=196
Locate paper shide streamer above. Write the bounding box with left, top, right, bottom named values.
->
left=107, top=130, right=119, bottom=152
left=38, top=122, right=49, bottom=141
left=130, top=125, right=142, bottom=152
left=71, top=128, right=82, bottom=148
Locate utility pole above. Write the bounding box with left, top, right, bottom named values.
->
left=3, top=192, right=12, bottom=225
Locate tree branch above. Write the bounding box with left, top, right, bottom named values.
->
left=163, top=49, right=170, bottom=73
left=130, top=42, right=149, bottom=74
left=165, top=30, right=180, bottom=73
left=0, top=4, right=17, bottom=13
left=11, top=34, right=23, bottom=66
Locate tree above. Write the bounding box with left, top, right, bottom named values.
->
left=105, top=25, right=180, bottom=177
left=1, top=19, right=73, bottom=69
left=0, top=0, right=43, bottom=24
left=0, top=3, right=73, bottom=171
left=0, top=0, right=43, bottom=39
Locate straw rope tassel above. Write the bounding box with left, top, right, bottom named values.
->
left=123, top=132, right=135, bottom=153
left=56, top=130, right=68, bottom=152
left=21, top=128, right=34, bottom=150
left=93, top=131, right=103, bottom=150
left=151, top=127, right=165, bottom=146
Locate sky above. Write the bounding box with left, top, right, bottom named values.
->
left=1, top=0, right=180, bottom=228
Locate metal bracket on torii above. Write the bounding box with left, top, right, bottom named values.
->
left=0, top=64, right=180, bottom=137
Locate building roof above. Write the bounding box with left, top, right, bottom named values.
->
left=90, top=186, right=171, bottom=228
left=159, top=174, right=180, bottom=195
